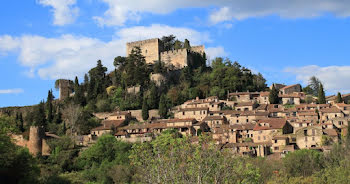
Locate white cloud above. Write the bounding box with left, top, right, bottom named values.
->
left=284, top=65, right=350, bottom=93
left=37, top=0, right=79, bottom=26
left=0, top=89, right=24, bottom=94
left=205, top=46, right=227, bottom=60
left=0, top=24, right=214, bottom=80
left=93, top=0, right=350, bottom=26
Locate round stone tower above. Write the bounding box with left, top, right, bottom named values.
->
left=28, top=126, right=43, bottom=156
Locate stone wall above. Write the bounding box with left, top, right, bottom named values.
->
left=126, top=38, right=163, bottom=64
left=160, top=49, right=188, bottom=68
left=150, top=73, right=167, bottom=86
left=190, top=45, right=205, bottom=54
left=129, top=109, right=160, bottom=122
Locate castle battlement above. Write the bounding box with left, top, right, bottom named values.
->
left=126, top=38, right=161, bottom=46
left=126, top=38, right=205, bottom=69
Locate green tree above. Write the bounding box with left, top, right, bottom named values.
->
left=33, top=101, right=47, bottom=127
left=161, top=35, right=176, bottom=51
left=0, top=131, right=40, bottom=183
left=142, top=97, right=149, bottom=121
left=336, top=92, right=343, bottom=103
left=73, top=76, right=86, bottom=106
left=47, top=89, right=54, bottom=123
left=184, top=39, right=191, bottom=49
left=147, top=83, right=159, bottom=109
left=318, top=84, right=326, bottom=104
left=283, top=149, right=324, bottom=177
left=174, top=40, right=183, bottom=50
left=159, top=94, right=168, bottom=118
left=309, top=76, right=322, bottom=96
left=269, top=85, right=280, bottom=104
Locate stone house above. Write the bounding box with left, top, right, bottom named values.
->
left=174, top=107, right=209, bottom=121
left=235, top=102, right=256, bottom=111
left=279, top=84, right=301, bottom=95
left=319, top=107, right=344, bottom=123
left=202, top=116, right=227, bottom=129
left=90, top=120, right=126, bottom=138
left=334, top=103, right=350, bottom=116
left=253, top=118, right=293, bottom=143
left=227, top=111, right=268, bottom=125
left=295, top=126, right=323, bottom=149
left=297, top=111, right=319, bottom=123
left=280, top=93, right=302, bottom=105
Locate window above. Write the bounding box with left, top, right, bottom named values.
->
left=305, top=137, right=308, bottom=141
left=263, top=136, right=266, bottom=140
left=312, top=129, right=315, bottom=136
left=274, top=140, right=277, bottom=143
left=312, top=137, right=315, bottom=141
left=304, top=129, right=307, bottom=136
left=258, top=136, right=260, bottom=140
left=182, top=112, right=185, bottom=115
left=274, top=147, right=279, bottom=150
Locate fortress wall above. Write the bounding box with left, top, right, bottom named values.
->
left=160, top=49, right=188, bottom=68
left=126, top=38, right=163, bottom=64
left=128, top=109, right=160, bottom=122
left=190, top=45, right=205, bottom=54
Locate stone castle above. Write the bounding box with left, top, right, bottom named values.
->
left=126, top=38, right=205, bottom=68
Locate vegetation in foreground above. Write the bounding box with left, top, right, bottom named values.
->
left=2, top=115, right=350, bottom=184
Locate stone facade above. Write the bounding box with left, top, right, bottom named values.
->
left=58, top=79, right=73, bottom=100
left=126, top=38, right=163, bottom=64
left=126, top=38, right=205, bottom=69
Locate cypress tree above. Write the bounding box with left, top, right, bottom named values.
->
left=269, top=85, right=279, bottom=104
left=318, top=84, right=326, bottom=104
left=142, top=97, right=149, bottom=121
left=159, top=94, right=168, bottom=118
left=33, top=101, right=47, bottom=127
left=74, top=76, right=86, bottom=106
left=184, top=39, right=191, bottom=50
left=336, top=92, right=343, bottom=103
left=47, top=90, right=54, bottom=123
left=19, top=112, right=24, bottom=132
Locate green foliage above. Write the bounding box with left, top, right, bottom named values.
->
left=33, top=101, right=47, bottom=127
left=76, top=134, right=132, bottom=183
left=0, top=131, right=40, bottom=183
left=130, top=131, right=262, bottom=184
left=76, top=110, right=100, bottom=135
left=282, top=149, right=324, bottom=177
left=161, top=35, right=176, bottom=51
left=318, top=84, right=326, bottom=104
left=336, top=92, right=343, bottom=103
left=269, top=85, right=280, bottom=104
left=309, top=76, right=322, bottom=96
left=184, top=38, right=191, bottom=49
left=142, top=96, right=149, bottom=121
left=159, top=94, right=168, bottom=118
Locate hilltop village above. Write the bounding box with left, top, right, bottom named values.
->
left=2, top=36, right=350, bottom=183
left=12, top=37, right=348, bottom=159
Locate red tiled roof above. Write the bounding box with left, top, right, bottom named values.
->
left=253, top=118, right=287, bottom=131
left=319, top=107, right=342, bottom=113
left=92, top=120, right=125, bottom=131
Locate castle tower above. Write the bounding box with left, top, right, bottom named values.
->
left=58, top=79, right=72, bottom=100
left=126, top=38, right=164, bottom=64
left=28, top=126, right=44, bottom=156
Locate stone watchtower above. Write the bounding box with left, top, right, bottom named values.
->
left=28, top=126, right=44, bottom=156
left=58, top=79, right=72, bottom=100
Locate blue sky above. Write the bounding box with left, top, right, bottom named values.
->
left=1, top=0, right=350, bottom=107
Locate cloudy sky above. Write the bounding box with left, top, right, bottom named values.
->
left=1, top=0, right=350, bottom=107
